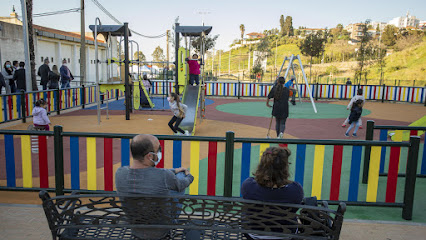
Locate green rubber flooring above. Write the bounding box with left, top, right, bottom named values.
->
left=215, top=102, right=371, bottom=119
left=189, top=143, right=425, bottom=223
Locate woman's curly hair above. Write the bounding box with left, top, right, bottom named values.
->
left=254, top=146, right=292, bottom=188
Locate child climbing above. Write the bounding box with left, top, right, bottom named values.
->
left=33, top=99, right=51, bottom=131
left=345, top=99, right=364, bottom=137
left=167, top=92, right=189, bottom=136
left=342, top=88, right=365, bottom=128
left=185, top=54, right=201, bottom=86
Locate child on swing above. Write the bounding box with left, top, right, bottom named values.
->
left=167, top=92, right=189, bottom=136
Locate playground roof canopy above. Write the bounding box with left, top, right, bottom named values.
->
left=88, top=25, right=132, bottom=37
left=175, top=25, right=212, bottom=37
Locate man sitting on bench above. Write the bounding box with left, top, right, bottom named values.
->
left=115, top=134, right=194, bottom=239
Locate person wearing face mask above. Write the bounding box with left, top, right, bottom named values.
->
left=60, top=59, right=73, bottom=88
left=115, top=134, right=193, bottom=239
left=2, top=61, right=15, bottom=94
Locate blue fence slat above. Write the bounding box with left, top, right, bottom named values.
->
left=240, top=143, right=251, bottom=191
left=348, top=145, right=362, bottom=201
left=70, top=137, right=80, bottom=190
left=295, top=144, right=306, bottom=186
left=173, top=140, right=182, bottom=168
left=379, top=129, right=388, bottom=173
left=4, top=135, right=16, bottom=187
left=121, top=138, right=130, bottom=167
left=421, top=142, right=426, bottom=175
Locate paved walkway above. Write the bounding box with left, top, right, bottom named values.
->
left=1, top=204, right=425, bottom=240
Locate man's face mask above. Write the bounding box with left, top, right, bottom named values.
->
left=149, top=146, right=162, bottom=166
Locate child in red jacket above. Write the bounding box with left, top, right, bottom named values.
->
left=185, top=54, right=201, bottom=85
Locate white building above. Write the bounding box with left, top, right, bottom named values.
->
left=371, top=21, right=387, bottom=31
left=0, top=9, right=119, bottom=88
left=388, top=12, right=420, bottom=28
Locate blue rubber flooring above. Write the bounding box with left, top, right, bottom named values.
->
left=84, top=97, right=214, bottom=111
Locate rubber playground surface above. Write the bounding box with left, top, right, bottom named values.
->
left=0, top=97, right=425, bottom=224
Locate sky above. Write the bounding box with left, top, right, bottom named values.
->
left=1, top=0, right=425, bottom=61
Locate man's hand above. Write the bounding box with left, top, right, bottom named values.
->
left=175, top=167, right=189, bottom=175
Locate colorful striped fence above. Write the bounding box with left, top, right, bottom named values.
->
left=0, top=127, right=420, bottom=219
left=0, top=86, right=124, bottom=124
left=149, top=81, right=425, bottom=104
left=364, top=120, right=426, bottom=178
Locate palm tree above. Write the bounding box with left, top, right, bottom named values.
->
left=26, top=0, right=37, bottom=90
left=239, top=24, right=245, bottom=42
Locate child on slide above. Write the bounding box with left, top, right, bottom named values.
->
left=185, top=54, right=201, bottom=86
left=345, top=99, right=364, bottom=137
left=167, top=92, right=189, bottom=136
left=342, top=88, right=365, bottom=128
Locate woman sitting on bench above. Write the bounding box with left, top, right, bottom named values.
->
left=241, top=146, right=304, bottom=239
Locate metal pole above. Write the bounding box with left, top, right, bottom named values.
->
left=362, top=120, right=375, bottom=184
left=94, top=17, right=102, bottom=125
left=296, top=55, right=317, bottom=113
left=124, top=22, right=131, bottom=120
left=20, top=0, right=32, bottom=91
left=54, top=125, right=64, bottom=196
left=402, top=136, right=420, bottom=220
left=80, top=0, right=86, bottom=86
left=174, top=23, right=179, bottom=94
left=224, top=131, right=235, bottom=197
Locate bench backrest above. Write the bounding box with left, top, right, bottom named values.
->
left=39, top=191, right=346, bottom=239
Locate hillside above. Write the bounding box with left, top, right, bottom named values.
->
left=367, top=40, right=426, bottom=81
left=205, top=39, right=426, bottom=84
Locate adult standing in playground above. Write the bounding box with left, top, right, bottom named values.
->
left=285, top=76, right=297, bottom=105
left=13, top=62, right=26, bottom=92
left=2, top=61, right=15, bottom=93
left=38, top=58, right=50, bottom=90
left=60, top=59, right=74, bottom=88
left=115, top=134, right=194, bottom=239
left=267, top=77, right=290, bottom=139
left=0, top=72, right=5, bottom=94
left=185, top=54, right=201, bottom=86
left=48, top=65, right=60, bottom=89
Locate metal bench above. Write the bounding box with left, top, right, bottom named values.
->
left=39, top=191, right=346, bottom=240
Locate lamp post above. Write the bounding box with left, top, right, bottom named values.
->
left=94, top=17, right=102, bottom=125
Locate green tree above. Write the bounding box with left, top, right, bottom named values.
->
left=355, top=20, right=373, bottom=84
left=382, top=25, right=397, bottom=46
left=133, top=51, right=146, bottom=62
left=298, top=33, right=326, bottom=81
left=191, top=34, right=219, bottom=54
left=279, top=15, right=286, bottom=36
left=284, top=16, right=294, bottom=36
left=239, top=24, right=245, bottom=40
left=152, top=46, right=165, bottom=66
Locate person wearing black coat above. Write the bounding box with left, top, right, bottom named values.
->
left=345, top=99, right=363, bottom=137
left=48, top=65, right=60, bottom=89
left=266, top=77, right=290, bottom=138
left=0, top=72, right=6, bottom=94
left=38, top=58, right=51, bottom=90
left=13, top=62, right=26, bottom=92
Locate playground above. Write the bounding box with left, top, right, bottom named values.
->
left=0, top=15, right=426, bottom=240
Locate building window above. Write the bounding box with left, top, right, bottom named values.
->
left=51, top=57, right=54, bottom=63
left=41, top=57, right=43, bottom=62
left=68, top=58, right=70, bottom=63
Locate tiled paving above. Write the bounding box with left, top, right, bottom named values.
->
left=1, top=204, right=425, bottom=240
